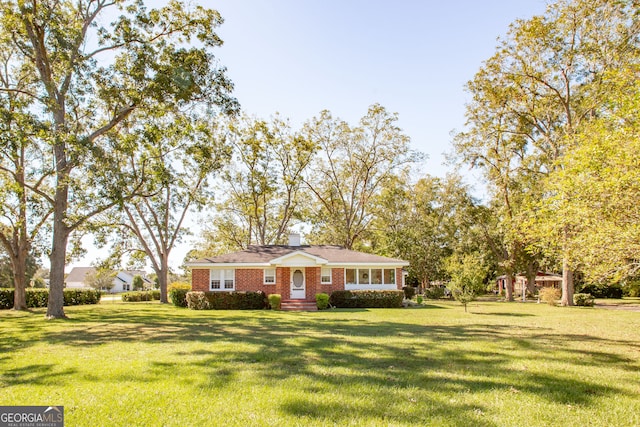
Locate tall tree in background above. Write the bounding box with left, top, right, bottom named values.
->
left=455, top=0, right=640, bottom=305
left=371, top=174, right=475, bottom=289
left=103, top=108, right=234, bottom=303
left=304, top=104, right=422, bottom=250
left=0, top=50, right=52, bottom=308
left=0, top=1, right=234, bottom=318
left=210, top=115, right=315, bottom=250
left=541, top=67, right=640, bottom=283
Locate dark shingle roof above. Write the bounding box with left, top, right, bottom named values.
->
left=190, top=245, right=408, bottom=265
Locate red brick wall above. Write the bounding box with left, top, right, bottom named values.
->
left=191, top=269, right=209, bottom=292
left=279, top=267, right=290, bottom=300
left=312, top=267, right=343, bottom=294
left=235, top=269, right=264, bottom=291
left=306, top=267, right=320, bottom=298
left=191, top=266, right=400, bottom=295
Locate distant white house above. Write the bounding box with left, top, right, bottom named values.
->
left=111, top=270, right=154, bottom=293
left=64, top=267, right=153, bottom=293
left=64, top=267, right=96, bottom=289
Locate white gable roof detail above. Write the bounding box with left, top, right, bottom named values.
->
left=269, top=251, right=329, bottom=267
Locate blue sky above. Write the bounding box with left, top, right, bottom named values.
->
left=73, top=0, right=551, bottom=271
left=213, top=0, right=549, bottom=182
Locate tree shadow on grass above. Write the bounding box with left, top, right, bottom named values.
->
left=2, top=305, right=639, bottom=425
left=473, top=312, right=535, bottom=317
left=1, top=363, right=77, bottom=387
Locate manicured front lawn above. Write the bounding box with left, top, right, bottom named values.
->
left=1, top=301, right=639, bottom=426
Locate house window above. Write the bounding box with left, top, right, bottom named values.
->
left=123, top=284, right=130, bottom=291
left=385, top=269, right=396, bottom=285
left=371, top=269, right=382, bottom=285
left=264, top=268, right=276, bottom=284
left=345, top=268, right=396, bottom=286
left=345, top=269, right=356, bottom=285
left=358, top=269, right=369, bottom=285
left=210, top=269, right=235, bottom=291
left=321, top=268, right=332, bottom=284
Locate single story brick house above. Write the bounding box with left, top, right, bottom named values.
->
left=188, top=234, right=409, bottom=303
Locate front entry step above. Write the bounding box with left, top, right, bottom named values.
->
left=281, top=299, right=318, bottom=311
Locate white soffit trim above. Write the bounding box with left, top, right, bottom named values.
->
left=328, top=262, right=410, bottom=267
left=269, top=251, right=329, bottom=266
left=186, top=262, right=273, bottom=268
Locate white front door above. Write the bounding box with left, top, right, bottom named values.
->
left=290, top=268, right=306, bottom=299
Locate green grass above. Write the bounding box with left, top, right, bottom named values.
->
left=1, top=301, right=639, bottom=426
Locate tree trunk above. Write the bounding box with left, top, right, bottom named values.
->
left=47, top=228, right=68, bottom=319
left=9, top=157, right=30, bottom=310
left=158, top=252, right=170, bottom=304
left=525, top=262, right=537, bottom=298
left=11, top=250, right=28, bottom=311
left=505, top=274, right=514, bottom=302
left=46, top=159, right=70, bottom=319
left=561, top=257, right=574, bottom=306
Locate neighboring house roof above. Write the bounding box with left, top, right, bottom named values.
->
left=65, top=267, right=96, bottom=283
left=116, top=271, right=153, bottom=284
left=188, top=245, right=409, bottom=267
left=66, top=267, right=151, bottom=285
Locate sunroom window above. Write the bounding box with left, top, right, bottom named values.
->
left=345, top=268, right=396, bottom=286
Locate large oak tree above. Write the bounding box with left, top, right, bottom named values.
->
left=455, top=0, right=640, bottom=305
left=0, top=0, right=234, bottom=318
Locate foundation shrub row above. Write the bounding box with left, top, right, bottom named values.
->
left=185, top=291, right=267, bottom=310
left=180, top=289, right=404, bottom=310
left=0, top=288, right=101, bottom=309
left=121, top=290, right=161, bottom=302
left=328, top=290, right=404, bottom=308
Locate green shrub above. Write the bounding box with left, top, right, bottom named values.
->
left=623, top=280, right=640, bottom=297
left=169, top=282, right=191, bottom=291
left=122, top=291, right=156, bottom=302
left=1, top=288, right=101, bottom=309
left=0, top=289, right=14, bottom=309
left=574, top=293, right=595, bottom=307
left=63, top=289, right=101, bottom=305
left=121, top=292, right=139, bottom=302
left=268, top=294, right=281, bottom=310
left=315, top=293, right=329, bottom=310
left=579, top=283, right=623, bottom=299
left=26, top=289, right=49, bottom=308
left=416, top=295, right=423, bottom=304
left=169, top=288, right=190, bottom=307
left=424, top=287, right=445, bottom=299
left=168, top=282, right=191, bottom=307
left=186, top=291, right=209, bottom=310
left=402, top=286, right=416, bottom=300
left=539, top=287, right=561, bottom=306
left=329, top=290, right=404, bottom=308
left=184, top=291, right=267, bottom=310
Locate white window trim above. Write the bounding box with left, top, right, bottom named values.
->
left=321, top=267, right=332, bottom=284
left=264, top=268, right=276, bottom=285
left=344, top=267, right=397, bottom=290
left=210, top=269, right=235, bottom=291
